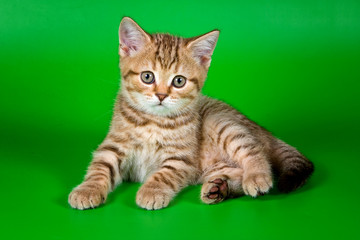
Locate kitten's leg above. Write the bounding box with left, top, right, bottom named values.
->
left=68, top=141, right=125, bottom=210
left=136, top=156, right=197, bottom=210
left=201, top=162, right=244, bottom=204
left=240, top=153, right=273, bottom=197
left=217, top=122, right=273, bottom=197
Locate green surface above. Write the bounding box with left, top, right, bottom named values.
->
left=1, top=0, right=360, bottom=239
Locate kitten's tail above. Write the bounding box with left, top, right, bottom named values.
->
left=270, top=138, right=314, bottom=193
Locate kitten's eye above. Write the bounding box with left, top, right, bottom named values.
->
left=140, top=71, right=155, bottom=84
left=172, top=75, right=186, bottom=88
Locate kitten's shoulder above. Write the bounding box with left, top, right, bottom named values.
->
left=198, top=94, right=229, bottom=108
left=198, top=94, right=244, bottom=117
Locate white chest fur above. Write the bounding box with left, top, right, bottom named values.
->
left=120, top=126, right=168, bottom=182
left=117, top=114, right=199, bottom=183
left=121, top=142, right=162, bottom=182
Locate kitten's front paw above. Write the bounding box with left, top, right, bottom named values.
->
left=242, top=173, right=273, bottom=197
left=68, top=183, right=106, bottom=210
left=136, top=186, right=172, bottom=210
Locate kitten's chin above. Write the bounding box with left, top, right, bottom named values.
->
left=148, top=104, right=177, bottom=117
left=144, top=102, right=194, bottom=117
left=145, top=98, right=197, bottom=117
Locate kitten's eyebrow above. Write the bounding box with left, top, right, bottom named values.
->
left=123, top=70, right=139, bottom=79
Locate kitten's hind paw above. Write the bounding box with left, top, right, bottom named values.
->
left=242, top=173, right=273, bottom=197
left=201, top=178, right=229, bottom=204
left=68, top=183, right=106, bottom=210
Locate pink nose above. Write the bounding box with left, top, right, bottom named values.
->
left=155, top=93, right=168, bottom=102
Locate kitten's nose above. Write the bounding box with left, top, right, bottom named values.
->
left=155, top=93, right=168, bottom=102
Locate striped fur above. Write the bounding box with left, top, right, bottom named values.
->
left=68, top=17, right=314, bottom=210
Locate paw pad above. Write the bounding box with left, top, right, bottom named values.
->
left=201, top=178, right=229, bottom=204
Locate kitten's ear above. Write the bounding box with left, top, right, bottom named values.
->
left=119, top=17, right=151, bottom=57
left=186, top=30, right=219, bottom=68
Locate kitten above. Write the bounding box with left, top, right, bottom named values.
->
left=68, top=17, right=314, bottom=210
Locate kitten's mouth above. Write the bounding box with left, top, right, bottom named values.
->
left=156, top=102, right=166, bottom=107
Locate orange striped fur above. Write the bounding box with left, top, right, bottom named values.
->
left=68, top=17, right=314, bottom=210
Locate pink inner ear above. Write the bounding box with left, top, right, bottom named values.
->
left=120, top=45, right=130, bottom=55
left=121, top=30, right=133, bottom=48
left=119, top=27, right=144, bottom=56
left=200, top=55, right=210, bottom=65
left=192, top=42, right=214, bottom=66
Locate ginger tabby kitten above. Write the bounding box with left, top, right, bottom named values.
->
left=68, top=17, right=314, bottom=210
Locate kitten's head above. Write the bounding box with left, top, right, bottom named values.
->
left=118, top=17, right=219, bottom=117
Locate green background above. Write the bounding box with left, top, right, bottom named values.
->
left=1, top=0, right=359, bottom=239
